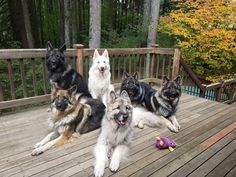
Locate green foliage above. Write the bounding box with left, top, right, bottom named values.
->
left=0, top=59, right=50, bottom=101
left=101, top=24, right=146, bottom=48
left=159, top=0, right=236, bottom=82
left=0, top=0, right=20, bottom=48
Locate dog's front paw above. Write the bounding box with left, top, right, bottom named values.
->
left=175, top=122, right=181, bottom=131
left=109, top=160, right=120, bottom=172
left=72, top=132, right=80, bottom=138
left=33, top=142, right=42, bottom=149
left=94, top=165, right=104, bottom=177
left=168, top=124, right=179, bottom=133
left=137, top=121, right=144, bottom=129
left=31, top=148, right=44, bottom=156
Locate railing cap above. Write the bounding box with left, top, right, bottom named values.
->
left=73, top=44, right=84, bottom=49
left=151, top=44, right=159, bottom=48
left=175, top=45, right=182, bottom=49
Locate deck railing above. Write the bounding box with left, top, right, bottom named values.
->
left=0, top=45, right=179, bottom=110
left=0, top=45, right=235, bottom=110
left=180, top=57, right=236, bottom=104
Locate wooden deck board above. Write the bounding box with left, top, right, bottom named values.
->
left=121, top=110, right=236, bottom=177
left=206, top=150, right=236, bottom=177
left=0, top=94, right=235, bottom=177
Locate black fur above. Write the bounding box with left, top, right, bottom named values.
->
left=46, top=41, right=90, bottom=97
left=120, top=72, right=182, bottom=118
left=46, top=42, right=106, bottom=133
left=80, top=97, right=106, bottom=134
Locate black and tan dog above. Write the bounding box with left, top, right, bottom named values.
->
left=31, top=85, right=105, bottom=156
left=121, top=72, right=181, bottom=132
left=46, top=41, right=90, bottom=97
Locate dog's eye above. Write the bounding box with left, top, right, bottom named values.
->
left=97, top=61, right=100, bottom=64
left=117, top=106, right=120, bottom=109
left=126, top=106, right=131, bottom=110
left=63, top=96, right=68, bottom=100
left=103, top=61, right=106, bottom=63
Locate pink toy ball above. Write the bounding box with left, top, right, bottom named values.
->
left=155, top=136, right=177, bottom=151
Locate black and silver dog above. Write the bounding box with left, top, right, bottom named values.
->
left=121, top=72, right=181, bottom=132
left=44, top=42, right=106, bottom=135
left=46, top=41, right=90, bottom=97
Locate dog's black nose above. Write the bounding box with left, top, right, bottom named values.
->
left=123, top=114, right=128, bottom=120
left=55, top=101, right=67, bottom=111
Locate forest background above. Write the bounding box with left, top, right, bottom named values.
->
left=0, top=0, right=235, bottom=84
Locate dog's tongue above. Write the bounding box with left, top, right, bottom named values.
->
left=116, top=120, right=126, bottom=126
left=120, top=121, right=126, bottom=125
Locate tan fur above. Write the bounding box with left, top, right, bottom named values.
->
left=31, top=87, right=91, bottom=156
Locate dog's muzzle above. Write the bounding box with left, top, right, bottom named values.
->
left=114, top=112, right=129, bottom=126
left=55, top=100, right=68, bottom=111
left=99, top=67, right=105, bottom=73
left=165, top=90, right=180, bottom=100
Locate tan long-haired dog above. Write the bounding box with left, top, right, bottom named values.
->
left=31, top=86, right=92, bottom=156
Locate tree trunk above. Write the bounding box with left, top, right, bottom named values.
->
left=145, top=0, right=160, bottom=77
left=64, top=0, right=70, bottom=46
left=89, top=0, right=101, bottom=49
left=8, top=0, right=27, bottom=48
left=147, top=0, right=160, bottom=47
left=28, top=0, right=41, bottom=47
left=71, top=0, right=78, bottom=44
left=141, top=0, right=151, bottom=48
left=142, top=0, right=151, bottom=30
left=59, top=0, right=65, bottom=44
left=21, top=0, right=35, bottom=48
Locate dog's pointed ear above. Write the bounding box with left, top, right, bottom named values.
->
left=120, top=90, right=130, bottom=100
left=109, top=90, right=116, bottom=103
left=122, top=71, right=130, bottom=80
left=47, top=41, right=53, bottom=51
left=93, top=49, right=100, bottom=58
left=163, top=76, right=170, bottom=86
left=102, top=49, right=109, bottom=59
left=132, top=72, right=139, bottom=80
left=59, top=43, right=66, bottom=53
left=174, top=75, right=182, bottom=85
left=68, top=85, right=77, bottom=95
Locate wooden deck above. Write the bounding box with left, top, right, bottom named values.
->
left=0, top=94, right=236, bottom=177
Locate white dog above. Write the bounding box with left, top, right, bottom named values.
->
left=132, top=106, right=179, bottom=132
left=88, top=49, right=114, bottom=107
left=93, top=90, right=133, bottom=177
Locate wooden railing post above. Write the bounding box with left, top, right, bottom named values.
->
left=216, top=79, right=224, bottom=102
left=0, top=81, right=3, bottom=101
left=151, top=44, right=158, bottom=78
left=199, top=85, right=206, bottom=98
left=172, top=45, right=182, bottom=79
left=73, top=44, right=84, bottom=76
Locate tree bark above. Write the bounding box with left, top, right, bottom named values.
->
left=64, top=0, right=70, bottom=46
left=147, top=0, right=160, bottom=47
left=21, top=0, right=35, bottom=48
left=142, top=0, right=151, bottom=29
left=59, top=0, right=65, bottom=44
left=89, top=0, right=101, bottom=49
left=71, top=0, right=78, bottom=44
left=28, top=0, right=41, bottom=47
left=145, top=0, right=160, bottom=77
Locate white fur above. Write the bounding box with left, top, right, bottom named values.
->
left=88, top=49, right=114, bottom=107
left=93, top=113, right=133, bottom=177
left=132, top=106, right=180, bottom=132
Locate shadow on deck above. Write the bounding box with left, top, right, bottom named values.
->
left=0, top=94, right=236, bottom=177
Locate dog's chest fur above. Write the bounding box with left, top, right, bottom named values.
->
left=102, top=119, right=132, bottom=147
left=49, top=108, right=79, bottom=134
left=88, top=70, right=111, bottom=94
